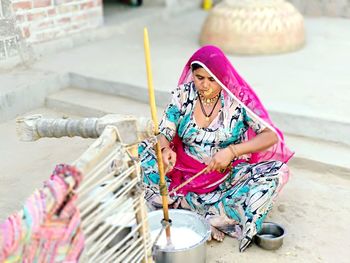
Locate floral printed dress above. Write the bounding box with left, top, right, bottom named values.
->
left=138, top=81, right=289, bottom=251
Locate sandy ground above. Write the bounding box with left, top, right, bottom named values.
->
left=0, top=108, right=94, bottom=220
left=206, top=167, right=350, bottom=263
left=0, top=110, right=349, bottom=263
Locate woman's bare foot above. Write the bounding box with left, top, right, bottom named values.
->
left=209, top=226, right=225, bottom=242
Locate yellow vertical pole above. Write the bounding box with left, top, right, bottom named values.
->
left=143, top=27, right=171, bottom=240
left=203, top=0, right=213, bottom=10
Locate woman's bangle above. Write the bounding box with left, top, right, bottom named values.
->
left=228, top=144, right=239, bottom=159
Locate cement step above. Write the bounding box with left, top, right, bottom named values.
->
left=68, top=73, right=350, bottom=147
left=46, top=88, right=350, bottom=176
left=0, top=70, right=68, bottom=123
left=286, top=135, right=350, bottom=177
left=46, top=87, right=160, bottom=118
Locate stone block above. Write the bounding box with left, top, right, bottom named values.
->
left=12, top=1, right=33, bottom=11
left=323, top=0, right=347, bottom=16
left=54, top=0, right=74, bottom=5
left=305, top=0, right=324, bottom=16
left=345, top=4, right=350, bottom=17
left=287, top=0, right=306, bottom=13
left=27, top=10, right=47, bottom=21
left=33, top=0, right=53, bottom=9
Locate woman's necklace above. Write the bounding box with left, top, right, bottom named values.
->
left=198, top=92, right=220, bottom=106
left=198, top=92, right=221, bottom=122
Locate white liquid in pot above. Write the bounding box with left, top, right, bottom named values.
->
left=151, top=227, right=203, bottom=250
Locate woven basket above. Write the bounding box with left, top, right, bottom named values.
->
left=200, top=0, right=305, bottom=55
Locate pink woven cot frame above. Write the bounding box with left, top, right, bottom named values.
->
left=0, top=164, right=84, bottom=262
left=1, top=121, right=153, bottom=263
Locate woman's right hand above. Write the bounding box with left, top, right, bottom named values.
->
left=161, top=147, right=177, bottom=172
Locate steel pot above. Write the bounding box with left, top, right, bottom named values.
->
left=148, top=209, right=211, bottom=263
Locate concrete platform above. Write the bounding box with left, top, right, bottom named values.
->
left=29, top=9, right=350, bottom=124
left=45, top=87, right=350, bottom=176
left=1, top=6, right=350, bottom=146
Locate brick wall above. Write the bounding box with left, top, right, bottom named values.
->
left=287, top=0, right=350, bottom=18
left=10, top=0, right=103, bottom=43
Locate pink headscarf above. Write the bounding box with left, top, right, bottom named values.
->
left=178, top=45, right=294, bottom=163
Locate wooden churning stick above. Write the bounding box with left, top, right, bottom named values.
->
left=143, top=28, right=172, bottom=241
left=168, top=167, right=207, bottom=196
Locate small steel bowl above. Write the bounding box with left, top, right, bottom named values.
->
left=254, top=222, right=286, bottom=250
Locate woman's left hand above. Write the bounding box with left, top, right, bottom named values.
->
left=206, top=148, right=234, bottom=173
